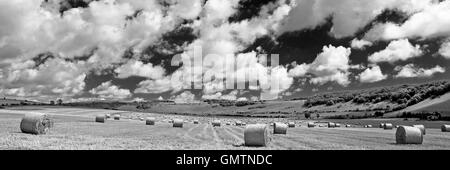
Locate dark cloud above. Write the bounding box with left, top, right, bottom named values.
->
left=228, top=0, right=279, bottom=23
left=141, top=25, right=197, bottom=74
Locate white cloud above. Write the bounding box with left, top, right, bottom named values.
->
left=168, top=0, right=203, bottom=20
left=358, top=65, right=387, bottom=83
left=89, top=81, right=131, bottom=99
left=364, top=0, right=450, bottom=40
left=350, top=39, right=373, bottom=50
left=288, top=62, right=310, bottom=77
left=289, top=45, right=352, bottom=86
left=368, top=39, right=422, bottom=64
left=438, top=41, right=450, bottom=59
left=237, top=97, right=248, bottom=101
left=201, top=90, right=239, bottom=101
left=279, top=0, right=433, bottom=38
left=0, top=58, right=86, bottom=99
left=394, top=64, right=445, bottom=78
left=131, top=97, right=146, bottom=102
left=308, top=45, right=352, bottom=86
left=172, top=91, right=197, bottom=103
left=250, top=96, right=259, bottom=101
left=134, top=77, right=173, bottom=94
left=0, top=0, right=190, bottom=100
left=173, top=1, right=293, bottom=97
left=266, top=66, right=294, bottom=94
left=115, top=60, right=165, bottom=79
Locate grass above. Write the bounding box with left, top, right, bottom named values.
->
left=1, top=107, right=450, bottom=150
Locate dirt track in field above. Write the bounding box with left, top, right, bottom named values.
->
left=1, top=107, right=450, bottom=150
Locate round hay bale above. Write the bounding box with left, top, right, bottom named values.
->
left=396, top=126, right=423, bottom=144
left=384, top=123, right=393, bottom=130
left=242, top=122, right=247, bottom=126
left=244, top=124, right=268, bottom=147
left=335, top=123, right=341, bottom=127
left=307, top=122, right=315, bottom=128
left=288, top=122, right=295, bottom=128
left=193, top=120, right=199, bottom=124
left=328, top=122, right=335, bottom=128
left=379, top=123, right=384, bottom=128
left=173, top=119, right=183, bottom=128
left=169, top=119, right=174, bottom=123
left=105, top=114, right=111, bottom=119
left=395, top=125, right=399, bottom=128
left=235, top=121, right=242, bottom=126
left=273, top=122, right=288, bottom=134
left=441, top=125, right=450, bottom=132
left=225, top=122, right=230, bottom=125
left=139, top=117, right=144, bottom=121
left=114, top=115, right=120, bottom=120
left=95, top=115, right=106, bottom=123
left=20, top=113, right=54, bottom=135
left=146, top=117, right=156, bottom=125
left=345, top=124, right=351, bottom=128
left=212, top=120, right=221, bottom=127
left=413, top=125, right=426, bottom=135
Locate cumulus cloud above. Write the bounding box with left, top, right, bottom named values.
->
left=134, top=77, right=173, bottom=94
left=364, top=0, right=450, bottom=41
left=288, top=62, right=309, bottom=77
left=0, top=0, right=197, bottom=100
left=438, top=41, right=450, bottom=59
left=89, top=81, right=131, bottom=99
left=350, top=39, right=373, bottom=50
left=3, top=0, right=447, bottom=102
left=172, top=91, right=197, bottom=103
left=131, top=97, right=146, bottom=102
left=368, top=39, right=422, bottom=64
left=289, top=45, right=353, bottom=86
left=170, top=0, right=294, bottom=97
left=279, top=0, right=433, bottom=38
left=394, top=64, right=445, bottom=78
left=0, top=58, right=86, bottom=99
left=115, top=60, right=165, bottom=79
left=237, top=97, right=248, bottom=101
left=358, top=65, right=387, bottom=83
left=201, top=90, right=239, bottom=101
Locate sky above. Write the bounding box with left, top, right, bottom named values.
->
left=0, top=0, right=449, bottom=103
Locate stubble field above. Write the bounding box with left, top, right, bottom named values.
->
left=0, top=106, right=449, bottom=150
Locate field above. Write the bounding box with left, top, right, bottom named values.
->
left=1, top=106, right=450, bottom=150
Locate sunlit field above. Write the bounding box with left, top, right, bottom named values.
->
left=1, top=107, right=449, bottom=150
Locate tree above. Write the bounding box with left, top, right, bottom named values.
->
left=326, top=100, right=335, bottom=106
left=305, top=112, right=311, bottom=119
left=57, top=99, right=63, bottom=105
left=374, top=111, right=384, bottom=117
left=316, top=113, right=320, bottom=119
left=50, top=101, right=55, bottom=105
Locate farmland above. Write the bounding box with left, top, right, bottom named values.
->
left=1, top=106, right=449, bottom=150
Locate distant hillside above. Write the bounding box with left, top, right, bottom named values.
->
left=14, top=80, right=448, bottom=120
left=299, top=80, right=450, bottom=113
left=386, top=92, right=450, bottom=118
left=0, top=98, right=41, bottom=106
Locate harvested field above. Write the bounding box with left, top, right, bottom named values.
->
left=1, top=107, right=450, bottom=150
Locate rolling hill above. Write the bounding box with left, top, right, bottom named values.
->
left=387, top=92, right=450, bottom=117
